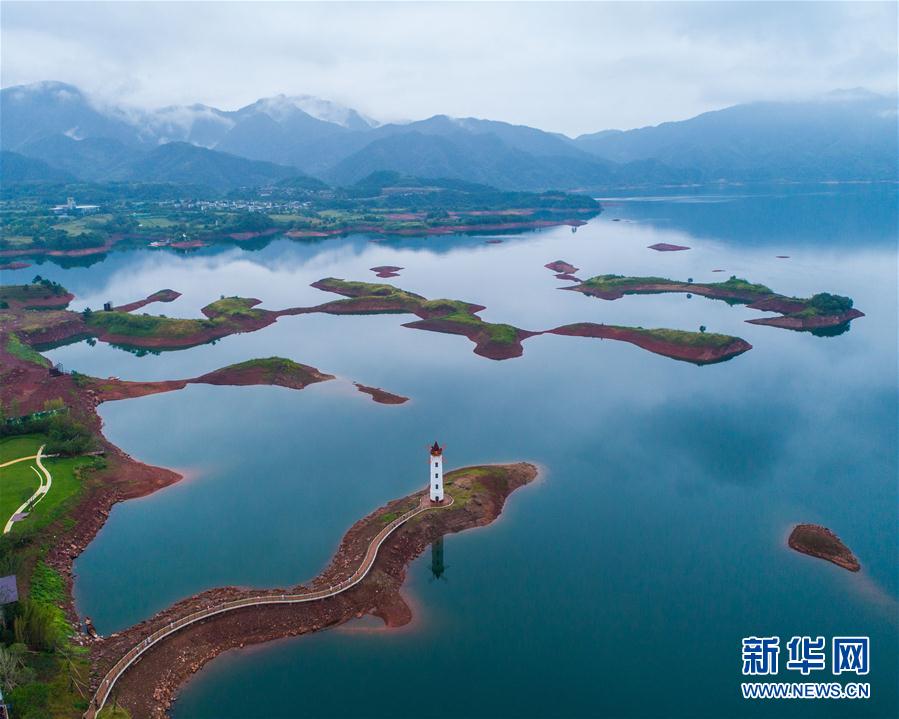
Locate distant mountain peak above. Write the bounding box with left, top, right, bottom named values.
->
left=242, top=93, right=378, bottom=130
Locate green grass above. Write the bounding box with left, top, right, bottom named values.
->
left=202, top=296, right=263, bottom=318
left=582, top=274, right=674, bottom=290
left=85, top=311, right=213, bottom=338
left=713, top=276, right=773, bottom=295
left=622, top=326, right=738, bottom=349
left=581, top=274, right=774, bottom=297
left=83, top=296, right=263, bottom=339
left=0, top=435, right=98, bottom=537
left=1, top=455, right=43, bottom=526
left=137, top=216, right=178, bottom=229
left=6, top=332, right=51, bottom=367
left=380, top=511, right=398, bottom=523
left=0, top=434, right=44, bottom=463
left=0, top=283, right=68, bottom=303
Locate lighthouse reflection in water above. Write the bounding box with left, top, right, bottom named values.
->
left=430, top=537, right=446, bottom=581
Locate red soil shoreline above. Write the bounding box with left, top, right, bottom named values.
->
left=648, top=242, right=690, bottom=251
left=788, top=524, right=860, bottom=572
left=545, top=260, right=579, bottom=274
left=354, top=382, right=409, bottom=404
left=547, top=323, right=752, bottom=364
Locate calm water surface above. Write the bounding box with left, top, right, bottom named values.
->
left=11, top=184, right=896, bottom=718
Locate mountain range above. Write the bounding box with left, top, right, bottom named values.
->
left=1, top=81, right=895, bottom=192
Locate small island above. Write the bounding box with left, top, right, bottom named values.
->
left=788, top=524, right=860, bottom=572
left=548, top=323, right=752, bottom=364
left=545, top=260, right=579, bottom=274
left=82, top=358, right=336, bottom=403
left=370, top=265, right=403, bottom=278
left=354, top=382, right=409, bottom=404
left=566, top=274, right=863, bottom=332
left=648, top=242, right=690, bottom=251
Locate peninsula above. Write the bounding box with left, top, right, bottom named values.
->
left=87, top=463, right=537, bottom=718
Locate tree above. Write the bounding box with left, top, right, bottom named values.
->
left=699, top=325, right=706, bottom=333
left=0, top=643, right=35, bottom=692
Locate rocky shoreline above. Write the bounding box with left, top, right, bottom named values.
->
left=788, top=524, right=860, bottom=572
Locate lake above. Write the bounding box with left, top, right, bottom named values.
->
left=9, top=183, right=896, bottom=718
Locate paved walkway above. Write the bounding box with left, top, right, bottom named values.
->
left=0, top=454, right=38, bottom=468
left=84, top=493, right=454, bottom=718
left=3, top=445, right=50, bottom=535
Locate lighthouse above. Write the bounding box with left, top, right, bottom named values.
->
left=429, top=441, right=444, bottom=502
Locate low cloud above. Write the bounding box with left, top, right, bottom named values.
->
left=1, top=1, right=895, bottom=136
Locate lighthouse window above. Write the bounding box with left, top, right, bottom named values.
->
left=434, top=473, right=438, bottom=479
left=434, top=462, right=438, bottom=467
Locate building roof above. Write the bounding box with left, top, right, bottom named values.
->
left=430, top=441, right=443, bottom=456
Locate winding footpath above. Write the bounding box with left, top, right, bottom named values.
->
left=3, top=445, right=51, bottom=535
left=85, top=493, right=454, bottom=718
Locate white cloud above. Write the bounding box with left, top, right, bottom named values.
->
left=1, top=1, right=895, bottom=136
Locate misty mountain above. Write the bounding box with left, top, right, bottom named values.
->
left=109, top=142, right=305, bottom=190
left=0, top=81, right=141, bottom=150
left=324, top=130, right=616, bottom=190
left=0, top=150, right=76, bottom=184
left=2, top=81, right=895, bottom=192
left=19, top=135, right=144, bottom=181
left=575, top=89, right=898, bottom=181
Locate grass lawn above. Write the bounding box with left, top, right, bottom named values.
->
left=137, top=216, right=178, bottom=229
left=1, top=456, right=42, bottom=525
left=0, top=434, right=98, bottom=536
left=0, top=433, right=44, bottom=463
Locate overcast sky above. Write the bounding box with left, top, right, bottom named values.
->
left=1, top=1, right=896, bottom=136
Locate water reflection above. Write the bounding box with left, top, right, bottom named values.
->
left=429, top=537, right=446, bottom=582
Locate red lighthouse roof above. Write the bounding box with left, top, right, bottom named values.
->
left=430, top=441, right=443, bottom=456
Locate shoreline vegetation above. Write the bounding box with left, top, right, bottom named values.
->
left=0, top=172, right=600, bottom=260
left=566, top=273, right=864, bottom=333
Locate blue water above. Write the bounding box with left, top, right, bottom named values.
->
left=12, top=183, right=895, bottom=718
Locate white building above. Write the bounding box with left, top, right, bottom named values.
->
left=51, top=197, right=100, bottom=216
left=429, top=441, right=444, bottom=502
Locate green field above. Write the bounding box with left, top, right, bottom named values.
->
left=1, top=458, right=43, bottom=528
left=0, top=434, right=98, bottom=536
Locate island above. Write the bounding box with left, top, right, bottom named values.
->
left=354, top=382, right=409, bottom=404
left=547, top=323, right=752, bottom=364
left=565, top=274, right=864, bottom=333
left=81, top=358, right=336, bottom=402
left=648, top=242, right=690, bottom=251
left=545, top=260, right=579, bottom=274
left=788, top=524, right=860, bottom=572
left=370, top=265, right=403, bottom=278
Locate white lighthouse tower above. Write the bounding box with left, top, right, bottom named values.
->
left=429, top=441, right=444, bottom=502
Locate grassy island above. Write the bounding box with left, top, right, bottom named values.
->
left=548, top=323, right=752, bottom=364
left=568, top=274, right=863, bottom=332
